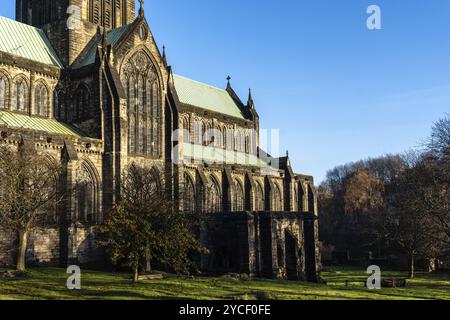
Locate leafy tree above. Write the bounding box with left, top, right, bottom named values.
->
left=98, top=164, right=204, bottom=282
left=0, top=140, right=61, bottom=271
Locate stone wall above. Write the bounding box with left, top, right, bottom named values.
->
left=201, top=212, right=318, bottom=282
left=0, top=228, right=16, bottom=266
left=0, top=227, right=60, bottom=267
left=67, top=224, right=105, bottom=267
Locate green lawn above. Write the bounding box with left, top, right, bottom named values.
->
left=0, top=267, right=449, bottom=300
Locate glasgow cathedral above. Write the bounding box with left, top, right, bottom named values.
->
left=0, top=0, right=320, bottom=281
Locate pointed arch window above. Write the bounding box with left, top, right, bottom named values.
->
left=213, top=127, right=222, bottom=148
left=0, top=74, right=8, bottom=110
left=255, top=182, right=265, bottom=212
left=13, top=79, right=27, bottom=112
left=222, top=127, right=227, bottom=149
left=127, top=75, right=136, bottom=153
left=208, top=176, right=222, bottom=213
left=273, top=184, right=283, bottom=212
left=75, top=85, right=90, bottom=121
left=298, top=183, right=305, bottom=213
left=245, top=130, right=254, bottom=154
left=35, top=83, right=48, bottom=117
left=204, top=123, right=212, bottom=146
left=232, top=180, right=245, bottom=212
left=235, top=129, right=245, bottom=152
left=183, top=173, right=196, bottom=213
left=122, top=51, right=161, bottom=156
left=194, top=120, right=203, bottom=145
left=75, top=162, right=100, bottom=224
left=226, top=127, right=234, bottom=151
left=182, top=117, right=190, bottom=144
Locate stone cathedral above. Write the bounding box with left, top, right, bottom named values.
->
left=0, top=0, right=320, bottom=281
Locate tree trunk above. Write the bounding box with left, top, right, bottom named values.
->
left=133, top=264, right=139, bottom=283
left=145, top=248, right=152, bottom=273
left=408, top=254, right=415, bottom=279
left=17, top=229, right=28, bottom=272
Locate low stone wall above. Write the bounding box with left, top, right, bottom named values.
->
left=0, top=227, right=60, bottom=267
left=68, top=224, right=105, bottom=266
left=0, top=228, right=16, bottom=267
left=26, top=228, right=60, bottom=266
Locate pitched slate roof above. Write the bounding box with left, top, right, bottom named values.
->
left=75, top=24, right=129, bottom=68
left=182, top=143, right=269, bottom=168
left=0, top=16, right=63, bottom=68
left=0, top=111, right=84, bottom=137
left=173, top=75, right=246, bottom=120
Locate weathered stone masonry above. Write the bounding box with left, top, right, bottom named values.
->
left=0, top=0, right=320, bottom=281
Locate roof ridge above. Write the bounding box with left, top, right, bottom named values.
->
left=174, top=74, right=228, bottom=93
left=0, top=15, right=42, bottom=32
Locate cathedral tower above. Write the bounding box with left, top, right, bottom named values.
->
left=16, top=0, right=137, bottom=66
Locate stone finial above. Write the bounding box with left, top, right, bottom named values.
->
left=226, top=76, right=232, bottom=89
left=139, top=0, right=145, bottom=16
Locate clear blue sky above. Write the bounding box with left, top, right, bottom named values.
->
left=2, top=0, right=450, bottom=183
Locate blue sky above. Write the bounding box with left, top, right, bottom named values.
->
left=2, top=0, right=450, bottom=183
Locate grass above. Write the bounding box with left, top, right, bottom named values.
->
left=0, top=267, right=449, bottom=300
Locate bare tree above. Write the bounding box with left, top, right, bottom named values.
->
left=428, top=114, right=450, bottom=160
left=0, top=140, right=61, bottom=272
left=384, top=150, right=449, bottom=278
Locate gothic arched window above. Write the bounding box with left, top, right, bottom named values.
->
left=75, top=85, right=90, bottom=121
left=194, top=120, right=203, bottom=145
left=294, top=185, right=299, bottom=212
left=245, top=130, right=254, bottom=154
left=273, top=184, right=283, bottom=212
left=232, top=180, right=245, bottom=212
left=34, top=83, right=48, bottom=117
left=182, top=117, right=190, bottom=144
left=221, top=127, right=227, bottom=149
left=255, top=182, right=265, bottom=212
left=204, top=123, right=212, bottom=146
left=183, top=173, right=196, bottom=213
left=0, top=73, right=8, bottom=110
left=208, top=176, right=222, bottom=213
left=226, top=127, right=234, bottom=151
left=13, top=78, right=27, bottom=112
left=298, top=183, right=305, bottom=213
left=122, top=51, right=160, bottom=156
left=75, top=162, right=99, bottom=223
left=211, top=127, right=222, bottom=148
left=236, top=129, right=245, bottom=152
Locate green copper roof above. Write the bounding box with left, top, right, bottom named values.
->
left=0, top=111, right=83, bottom=137
left=0, top=16, right=63, bottom=68
left=173, top=75, right=246, bottom=119
left=75, top=24, right=129, bottom=68
left=182, top=143, right=269, bottom=168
